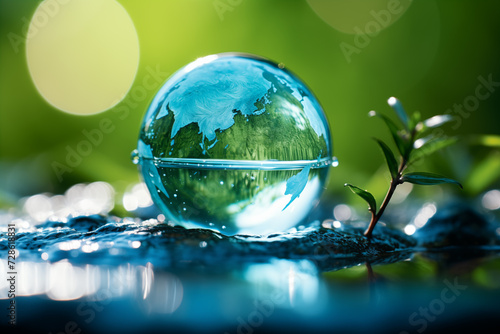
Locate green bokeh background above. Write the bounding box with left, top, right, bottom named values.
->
left=1, top=0, right=500, bottom=208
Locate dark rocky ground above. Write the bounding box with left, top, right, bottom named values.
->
left=1, top=202, right=500, bottom=334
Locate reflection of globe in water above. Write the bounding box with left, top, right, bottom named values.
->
left=133, top=53, right=334, bottom=235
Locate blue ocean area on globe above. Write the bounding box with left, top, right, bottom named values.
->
left=134, top=53, right=334, bottom=235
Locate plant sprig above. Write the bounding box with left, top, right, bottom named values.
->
left=345, top=97, right=462, bottom=238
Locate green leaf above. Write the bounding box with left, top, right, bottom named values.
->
left=388, top=97, right=409, bottom=129
left=369, top=111, right=409, bottom=158
left=410, top=137, right=458, bottom=163
left=344, top=183, right=377, bottom=213
left=373, top=138, right=399, bottom=178
left=401, top=172, right=462, bottom=188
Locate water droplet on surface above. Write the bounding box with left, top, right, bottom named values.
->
left=199, top=241, right=207, bottom=248
left=321, top=219, right=333, bottom=228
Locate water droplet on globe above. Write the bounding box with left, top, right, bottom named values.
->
left=131, top=149, right=139, bottom=165
left=332, top=156, right=339, bottom=167
left=134, top=53, right=334, bottom=235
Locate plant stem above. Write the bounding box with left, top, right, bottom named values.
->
left=364, top=158, right=408, bottom=238
left=364, top=179, right=398, bottom=238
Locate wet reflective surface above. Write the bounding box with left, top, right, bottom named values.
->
left=1, top=184, right=500, bottom=333
left=1, top=251, right=500, bottom=334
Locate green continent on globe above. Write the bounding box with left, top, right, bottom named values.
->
left=137, top=54, right=332, bottom=233
left=141, top=67, right=329, bottom=161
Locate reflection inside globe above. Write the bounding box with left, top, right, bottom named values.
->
left=135, top=53, right=334, bottom=235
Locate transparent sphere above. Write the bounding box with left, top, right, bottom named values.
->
left=133, top=53, right=334, bottom=235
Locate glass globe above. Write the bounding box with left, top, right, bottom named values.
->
left=133, top=53, right=334, bottom=235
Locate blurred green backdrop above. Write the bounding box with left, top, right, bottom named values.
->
left=1, top=0, right=500, bottom=209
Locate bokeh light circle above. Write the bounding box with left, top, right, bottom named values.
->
left=26, top=0, right=139, bottom=115
left=307, top=0, right=413, bottom=35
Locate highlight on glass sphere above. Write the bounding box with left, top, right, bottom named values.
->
left=132, top=53, right=335, bottom=235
